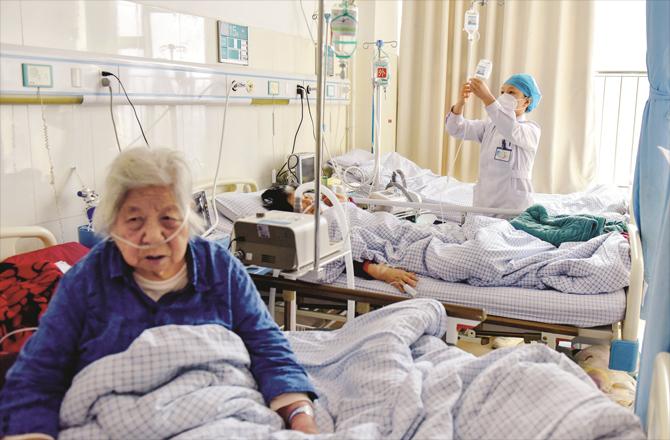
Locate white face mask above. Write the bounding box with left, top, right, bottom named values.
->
left=497, top=93, right=524, bottom=112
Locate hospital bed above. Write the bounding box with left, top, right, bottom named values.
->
left=0, top=225, right=667, bottom=439
left=330, top=149, right=630, bottom=223
left=0, top=226, right=58, bottom=260
left=0, top=175, right=641, bottom=360
left=213, top=183, right=643, bottom=372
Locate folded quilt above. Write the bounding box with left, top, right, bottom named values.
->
left=58, top=299, right=644, bottom=439
left=510, top=204, right=627, bottom=247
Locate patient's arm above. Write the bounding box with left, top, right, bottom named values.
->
left=358, top=261, right=418, bottom=292
left=276, top=399, right=318, bottom=434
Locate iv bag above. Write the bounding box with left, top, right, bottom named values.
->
left=331, top=0, right=358, bottom=59
left=464, top=8, right=479, bottom=34
left=374, top=51, right=390, bottom=86
left=474, top=59, right=492, bottom=80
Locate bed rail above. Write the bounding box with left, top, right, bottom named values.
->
left=250, top=273, right=486, bottom=326
left=648, top=352, right=670, bottom=439
left=0, top=226, right=58, bottom=260
left=193, top=179, right=258, bottom=194
left=623, top=223, right=643, bottom=341
left=602, top=222, right=644, bottom=372
left=351, top=197, right=523, bottom=218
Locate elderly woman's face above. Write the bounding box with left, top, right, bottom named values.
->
left=111, top=185, right=189, bottom=281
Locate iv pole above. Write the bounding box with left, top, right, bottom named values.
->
left=363, top=40, right=397, bottom=190
left=314, top=0, right=325, bottom=273
left=310, top=0, right=356, bottom=322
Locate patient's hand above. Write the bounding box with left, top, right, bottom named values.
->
left=290, top=413, right=318, bottom=434
left=366, top=264, right=418, bottom=292
left=277, top=401, right=318, bottom=434
left=299, top=192, right=347, bottom=214
left=322, top=192, right=348, bottom=207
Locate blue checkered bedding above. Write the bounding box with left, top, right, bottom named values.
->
left=319, top=204, right=630, bottom=294
left=58, top=300, right=644, bottom=439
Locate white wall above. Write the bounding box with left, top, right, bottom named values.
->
left=136, top=0, right=318, bottom=41
left=0, top=0, right=354, bottom=245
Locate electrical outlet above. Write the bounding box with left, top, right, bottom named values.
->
left=70, top=68, right=82, bottom=88
left=232, top=79, right=254, bottom=93
left=22, top=63, right=53, bottom=88
left=268, top=80, right=280, bottom=96
left=287, top=83, right=302, bottom=97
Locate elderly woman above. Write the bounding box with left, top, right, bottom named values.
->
left=0, top=148, right=318, bottom=438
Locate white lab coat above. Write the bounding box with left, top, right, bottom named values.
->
left=445, top=101, right=541, bottom=210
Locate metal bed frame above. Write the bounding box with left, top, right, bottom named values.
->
left=0, top=214, right=666, bottom=436
left=203, top=179, right=643, bottom=362
left=248, top=221, right=643, bottom=356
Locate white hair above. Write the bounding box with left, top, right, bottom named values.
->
left=93, top=147, right=198, bottom=236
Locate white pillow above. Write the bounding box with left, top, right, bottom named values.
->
left=330, top=149, right=374, bottom=168
left=215, top=190, right=267, bottom=221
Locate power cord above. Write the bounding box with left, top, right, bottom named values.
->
left=101, top=71, right=150, bottom=148
left=306, top=87, right=316, bottom=141
left=299, top=0, right=316, bottom=45
left=36, top=86, right=65, bottom=242
left=202, top=80, right=234, bottom=238
left=102, top=78, right=122, bottom=153
left=276, top=87, right=306, bottom=184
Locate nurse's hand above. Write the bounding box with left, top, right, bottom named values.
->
left=452, top=82, right=471, bottom=115
left=469, top=78, right=496, bottom=106
left=460, top=82, right=472, bottom=103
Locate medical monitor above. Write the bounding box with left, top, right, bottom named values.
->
left=293, top=152, right=315, bottom=185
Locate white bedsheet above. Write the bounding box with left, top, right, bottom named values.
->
left=331, top=150, right=630, bottom=217
left=420, top=178, right=630, bottom=217
left=325, top=275, right=626, bottom=328
left=59, top=300, right=644, bottom=439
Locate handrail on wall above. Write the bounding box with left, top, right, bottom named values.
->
left=0, top=94, right=295, bottom=106
left=0, top=94, right=83, bottom=104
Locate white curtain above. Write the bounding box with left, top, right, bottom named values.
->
left=397, top=0, right=596, bottom=193
left=396, top=0, right=451, bottom=174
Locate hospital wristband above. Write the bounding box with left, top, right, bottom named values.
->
left=287, top=403, right=314, bottom=425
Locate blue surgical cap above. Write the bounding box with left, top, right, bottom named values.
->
left=504, top=73, right=542, bottom=113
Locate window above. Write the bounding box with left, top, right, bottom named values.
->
left=593, top=0, right=647, bottom=187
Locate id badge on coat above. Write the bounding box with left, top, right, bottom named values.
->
left=494, top=139, right=512, bottom=162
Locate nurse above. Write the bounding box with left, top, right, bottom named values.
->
left=445, top=74, right=542, bottom=210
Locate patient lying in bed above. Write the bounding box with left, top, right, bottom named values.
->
left=260, top=185, right=631, bottom=295
left=261, top=184, right=418, bottom=293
